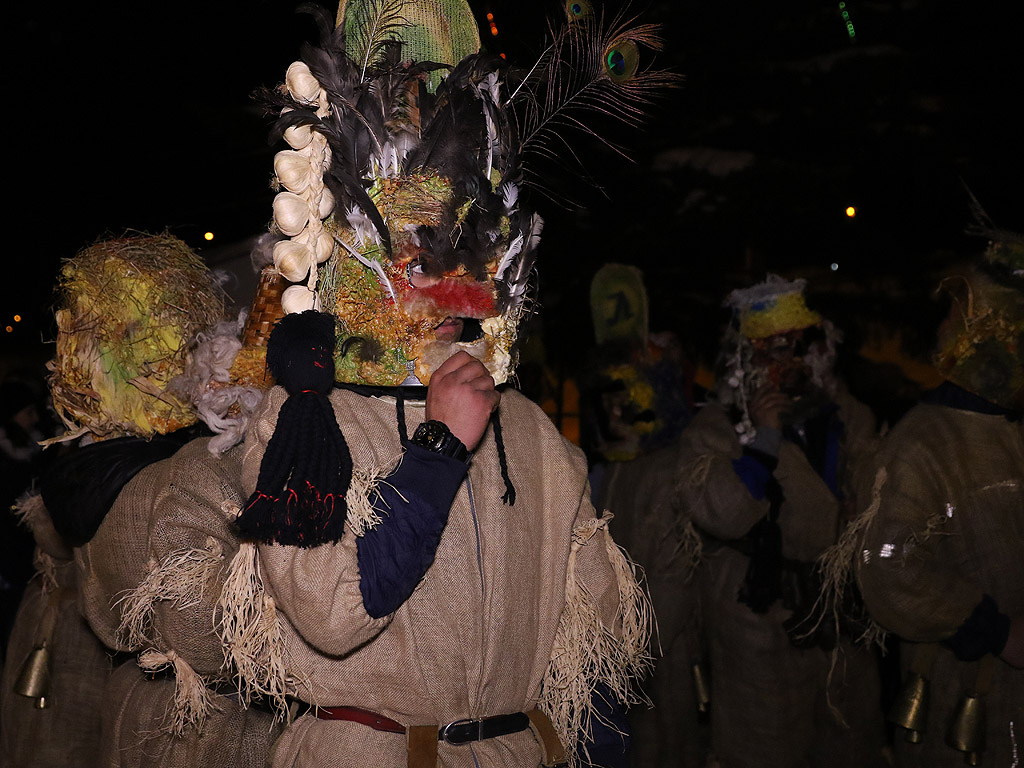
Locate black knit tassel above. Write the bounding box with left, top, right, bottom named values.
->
left=491, top=411, right=516, bottom=506
left=236, top=311, right=353, bottom=547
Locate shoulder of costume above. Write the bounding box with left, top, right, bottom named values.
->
left=498, top=387, right=587, bottom=461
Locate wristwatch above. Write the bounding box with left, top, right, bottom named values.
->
left=411, top=420, right=469, bottom=463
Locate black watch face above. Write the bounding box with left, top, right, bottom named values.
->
left=413, top=420, right=467, bottom=461
left=417, top=421, right=448, bottom=451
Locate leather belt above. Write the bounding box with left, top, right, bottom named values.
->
left=312, top=705, right=531, bottom=744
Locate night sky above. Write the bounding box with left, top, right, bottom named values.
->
left=5, top=0, right=1023, bottom=371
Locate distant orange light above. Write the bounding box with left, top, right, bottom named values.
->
left=489, top=23, right=498, bottom=35
left=5, top=325, right=12, bottom=333
left=13, top=314, right=21, bottom=322
left=204, top=231, right=215, bottom=241
left=845, top=206, right=856, bottom=218
left=499, top=52, right=506, bottom=59
left=486, top=12, right=493, bottom=20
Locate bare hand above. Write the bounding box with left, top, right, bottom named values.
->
left=1000, top=615, right=1024, bottom=668
left=425, top=351, right=500, bottom=451
left=749, top=385, right=792, bottom=430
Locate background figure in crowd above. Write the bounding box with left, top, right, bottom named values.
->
left=855, top=233, right=1023, bottom=767
left=675, top=275, right=886, bottom=767
left=0, top=375, right=48, bottom=659
left=582, top=263, right=703, bottom=767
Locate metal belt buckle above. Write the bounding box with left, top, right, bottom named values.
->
left=440, top=718, right=479, bottom=745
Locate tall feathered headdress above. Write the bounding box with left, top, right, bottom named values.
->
left=261, top=0, right=676, bottom=386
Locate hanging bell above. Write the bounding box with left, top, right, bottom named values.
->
left=946, top=693, right=985, bottom=760
left=887, top=672, right=929, bottom=743
left=692, top=662, right=711, bottom=714
left=14, top=642, right=51, bottom=705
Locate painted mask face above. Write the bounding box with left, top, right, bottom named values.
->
left=748, top=326, right=830, bottom=398
left=316, top=171, right=537, bottom=386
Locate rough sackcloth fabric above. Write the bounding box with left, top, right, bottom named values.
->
left=675, top=394, right=886, bottom=768
left=856, top=403, right=1024, bottom=767
left=595, top=443, right=705, bottom=768
left=75, top=438, right=284, bottom=765
left=98, top=659, right=281, bottom=768
left=241, top=386, right=631, bottom=768
left=0, top=500, right=110, bottom=768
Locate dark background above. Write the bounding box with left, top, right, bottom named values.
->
left=5, top=0, right=1023, bottom=376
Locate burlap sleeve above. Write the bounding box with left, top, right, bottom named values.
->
left=76, top=462, right=162, bottom=650
left=855, top=414, right=983, bottom=641
left=774, top=441, right=840, bottom=562
left=835, top=386, right=882, bottom=509
left=145, top=440, right=248, bottom=674
left=242, top=386, right=392, bottom=656
left=674, top=404, right=770, bottom=541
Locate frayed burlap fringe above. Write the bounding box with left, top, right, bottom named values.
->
left=15, top=491, right=60, bottom=590
left=117, top=538, right=225, bottom=650
left=33, top=549, right=60, bottom=594
left=540, top=515, right=654, bottom=768
left=137, top=649, right=222, bottom=735
left=810, top=467, right=889, bottom=651
left=808, top=467, right=889, bottom=726
left=686, top=454, right=714, bottom=490
left=13, top=489, right=46, bottom=529
left=667, top=516, right=703, bottom=580
left=345, top=456, right=402, bottom=536
left=216, top=542, right=291, bottom=719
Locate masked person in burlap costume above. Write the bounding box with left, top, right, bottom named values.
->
left=582, top=264, right=703, bottom=768
left=198, top=1, right=670, bottom=766
left=674, top=276, right=886, bottom=768
left=1, top=233, right=281, bottom=768
left=855, top=233, right=1024, bottom=767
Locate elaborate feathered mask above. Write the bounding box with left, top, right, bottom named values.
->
left=264, top=0, right=673, bottom=385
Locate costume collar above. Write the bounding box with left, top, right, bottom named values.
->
left=923, top=381, right=1022, bottom=422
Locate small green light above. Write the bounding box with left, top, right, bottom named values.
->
left=838, top=1, right=845, bottom=7
left=842, top=10, right=849, bottom=20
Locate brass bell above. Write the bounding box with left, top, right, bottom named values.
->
left=887, top=672, right=929, bottom=743
left=946, top=693, right=985, bottom=758
left=692, top=662, right=711, bottom=714
left=14, top=642, right=51, bottom=705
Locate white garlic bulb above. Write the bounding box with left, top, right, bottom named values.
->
left=285, top=61, right=321, bottom=105
left=295, top=227, right=334, bottom=263
left=274, top=150, right=314, bottom=193
left=318, top=185, right=336, bottom=219
left=273, top=240, right=313, bottom=283
left=284, top=123, right=313, bottom=150
left=281, top=284, right=320, bottom=314
left=273, top=192, right=310, bottom=237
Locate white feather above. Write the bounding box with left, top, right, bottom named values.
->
left=334, top=234, right=397, bottom=304
left=505, top=214, right=545, bottom=307
left=346, top=205, right=382, bottom=246
left=494, top=234, right=524, bottom=283
left=474, top=73, right=501, bottom=183
left=501, top=181, right=519, bottom=214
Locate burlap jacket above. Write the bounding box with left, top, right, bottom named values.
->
left=242, top=387, right=627, bottom=768
left=677, top=391, right=876, bottom=562
left=856, top=404, right=1024, bottom=766
left=673, top=392, right=882, bottom=768
left=595, top=444, right=704, bottom=768
left=74, top=439, right=283, bottom=767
